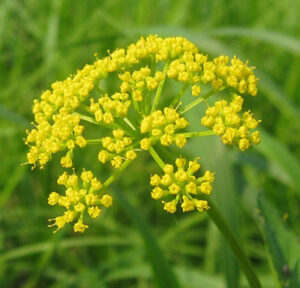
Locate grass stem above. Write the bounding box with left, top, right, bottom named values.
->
left=207, top=199, right=262, bottom=288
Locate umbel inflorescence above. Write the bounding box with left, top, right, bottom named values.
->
left=25, top=35, right=260, bottom=233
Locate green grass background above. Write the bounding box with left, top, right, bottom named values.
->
left=0, top=0, right=299, bottom=287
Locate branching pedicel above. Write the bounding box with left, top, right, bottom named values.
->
left=25, top=35, right=260, bottom=233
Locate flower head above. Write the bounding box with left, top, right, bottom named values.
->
left=150, top=157, right=214, bottom=213
left=47, top=170, right=110, bottom=233
left=25, top=35, right=260, bottom=232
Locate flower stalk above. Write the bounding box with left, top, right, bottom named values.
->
left=151, top=62, right=169, bottom=113
left=180, top=89, right=216, bottom=114
left=207, top=200, right=262, bottom=288
left=149, top=146, right=261, bottom=288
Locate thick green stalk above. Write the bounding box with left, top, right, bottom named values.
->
left=207, top=200, right=262, bottom=288
left=148, top=146, right=261, bottom=288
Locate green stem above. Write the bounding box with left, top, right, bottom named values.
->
left=207, top=200, right=262, bottom=288
left=151, top=62, right=169, bottom=113
left=75, top=111, right=135, bottom=137
left=170, top=83, right=190, bottom=107
left=73, top=112, right=114, bottom=129
left=130, top=91, right=142, bottom=120
left=123, top=117, right=137, bottom=131
left=86, top=139, right=102, bottom=145
left=133, top=100, right=141, bottom=115
left=179, top=130, right=215, bottom=138
left=115, top=119, right=136, bottom=137
left=149, top=146, right=261, bottom=288
left=180, top=89, right=216, bottom=114
left=99, top=159, right=133, bottom=195
left=148, top=147, right=165, bottom=170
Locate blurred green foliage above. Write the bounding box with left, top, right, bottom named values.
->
left=0, top=0, right=299, bottom=287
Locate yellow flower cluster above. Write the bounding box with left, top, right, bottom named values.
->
left=201, top=95, right=261, bottom=150
left=167, top=53, right=257, bottom=97
left=140, top=108, right=189, bottom=150
left=25, top=63, right=107, bottom=169
left=150, top=158, right=214, bottom=213
left=168, top=52, right=206, bottom=95
left=25, top=107, right=86, bottom=168
left=98, top=129, right=137, bottom=168
left=25, top=34, right=261, bottom=232
left=89, top=93, right=131, bottom=124
left=48, top=170, right=112, bottom=233
left=119, top=67, right=165, bottom=102
left=201, top=56, right=258, bottom=95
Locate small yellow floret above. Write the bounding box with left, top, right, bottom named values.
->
left=181, top=196, right=195, bottom=212
left=61, top=155, right=73, bottom=168
left=126, top=150, right=137, bottom=160
left=101, top=195, right=113, bottom=207
left=169, top=183, right=181, bottom=194
left=81, top=170, right=93, bottom=183
left=73, top=219, right=88, bottom=233
left=164, top=164, right=174, bottom=174
left=150, top=174, right=161, bottom=186
left=48, top=192, right=60, bottom=205
left=140, top=138, right=151, bottom=150
left=88, top=206, right=101, bottom=218
left=163, top=200, right=177, bottom=213
left=199, top=182, right=212, bottom=195
left=192, top=85, right=201, bottom=96
left=151, top=187, right=164, bottom=199
left=98, top=150, right=110, bottom=163
left=195, top=200, right=209, bottom=212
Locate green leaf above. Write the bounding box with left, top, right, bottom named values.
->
left=0, top=165, right=25, bottom=208
left=207, top=27, right=300, bottom=56
left=186, top=105, right=240, bottom=288
left=114, top=188, right=181, bottom=288
left=160, top=211, right=207, bottom=246
left=0, top=236, right=131, bottom=263
left=256, top=71, right=300, bottom=127
left=0, top=105, right=30, bottom=127
left=105, top=263, right=224, bottom=288
left=255, top=129, right=300, bottom=193
left=256, top=195, right=300, bottom=287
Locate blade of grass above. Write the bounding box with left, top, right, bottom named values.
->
left=204, top=221, right=219, bottom=273
left=106, top=263, right=224, bottom=288
left=0, top=236, right=131, bottom=263
left=256, top=194, right=300, bottom=287
left=0, top=0, right=9, bottom=53
left=160, top=212, right=207, bottom=246
left=256, top=70, right=300, bottom=127
left=207, top=27, right=300, bottom=56
left=255, top=129, right=300, bottom=193
left=0, top=165, right=25, bottom=208
left=43, top=0, right=63, bottom=70
left=114, top=188, right=180, bottom=288
left=0, top=105, right=30, bottom=128
left=22, top=232, right=65, bottom=288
